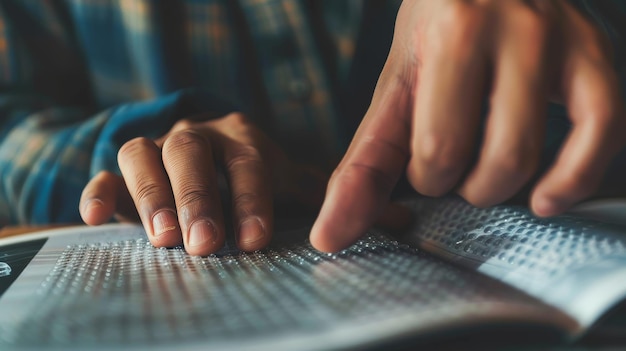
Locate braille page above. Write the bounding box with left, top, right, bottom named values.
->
left=0, top=224, right=574, bottom=351
left=405, top=196, right=626, bottom=330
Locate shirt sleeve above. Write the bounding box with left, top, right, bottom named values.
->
left=0, top=3, right=236, bottom=225
left=0, top=89, right=236, bottom=226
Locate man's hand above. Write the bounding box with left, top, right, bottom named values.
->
left=311, top=0, right=626, bottom=252
left=80, top=112, right=325, bottom=256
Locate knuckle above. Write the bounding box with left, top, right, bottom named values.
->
left=516, top=5, right=550, bottom=32
left=118, top=137, right=155, bottom=162
left=226, top=144, right=263, bottom=171
left=168, top=130, right=207, bottom=147
left=414, top=134, right=467, bottom=178
left=440, top=1, right=481, bottom=27
left=171, top=119, right=195, bottom=133
left=514, top=9, right=551, bottom=50
left=437, top=2, right=485, bottom=50
left=177, top=188, right=213, bottom=209
left=233, top=192, right=260, bottom=205
left=214, top=112, right=259, bottom=140
left=232, top=193, right=262, bottom=216
left=407, top=134, right=470, bottom=196
left=163, top=130, right=207, bottom=155
left=587, top=103, right=620, bottom=126
left=226, top=112, right=248, bottom=124
left=223, top=112, right=249, bottom=127
left=133, top=179, right=165, bottom=204
left=335, top=162, right=396, bottom=194
left=575, top=19, right=613, bottom=61
left=485, top=150, right=538, bottom=182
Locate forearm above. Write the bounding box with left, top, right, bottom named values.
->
left=0, top=89, right=236, bottom=225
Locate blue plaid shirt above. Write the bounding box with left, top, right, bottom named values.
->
left=0, top=0, right=623, bottom=225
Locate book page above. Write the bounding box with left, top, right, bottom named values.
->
left=403, top=196, right=626, bottom=331
left=0, top=223, right=575, bottom=350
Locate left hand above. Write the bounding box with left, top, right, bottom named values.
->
left=80, top=112, right=326, bottom=255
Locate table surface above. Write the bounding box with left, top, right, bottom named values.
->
left=0, top=224, right=77, bottom=240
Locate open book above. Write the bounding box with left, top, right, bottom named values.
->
left=0, top=196, right=625, bottom=350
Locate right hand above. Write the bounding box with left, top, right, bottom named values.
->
left=311, top=0, right=626, bottom=252
left=79, top=112, right=326, bottom=256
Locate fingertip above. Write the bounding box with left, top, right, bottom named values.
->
left=309, top=168, right=391, bottom=253
left=150, top=234, right=184, bottom=251
left=310, top=205, right=335, bottom=253
left=237, top=217, right=270, bottom=252
left=310, top=208, right=359, bottom=253
left=530, top=164, right=600, bottom=218
left=148, top=209, right=184, bottom=249
left=80, top=170, right=127, bottom=225
left=183, top=219, right=224, bottom=256
left=530, top=193, right=567, bottom=217
left=309, top=221, right=344, bottom=253
left=309, top=215, right=324, bottom=251
left=80, top=198, right=111, bottom=225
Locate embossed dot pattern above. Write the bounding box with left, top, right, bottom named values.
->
left=410, top=197, right=626, bottom=279
left=0, top=231, right=537, bottom=348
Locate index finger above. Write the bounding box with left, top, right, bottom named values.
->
left=310, top=69, right=411, bottom=252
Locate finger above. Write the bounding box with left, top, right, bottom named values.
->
left=531, top=55, right=626, bottom=216
left=80, top=171, right=139, bottom=224
left=209, top=113, right=273, bottom=251
left=162, top=130, right=225, bottom=256
left=310, top=61, right=412, bottom=253
left=80, top=171, right=123, bottom=225
left=459, top=5, right=550, bottom=207
left=154, top=119, right=195, bottom=148
left=118, top=137, right=182, bottom=248
left=219, top=134, right=273, bottom=252
left=407, top=2, right=487, bottom=196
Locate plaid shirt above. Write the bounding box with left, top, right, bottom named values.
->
left=0, top=0, right=401, bottom=224
left=0, top=0, right=623, bottom=225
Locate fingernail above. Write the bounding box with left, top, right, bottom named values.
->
left=188, top=220, right=217, bottom=247
left=238, top=217, right=266, bottom=249
left=152, top=210, right=178, bottom=237
left=82, top=198, right=104, bottom=215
